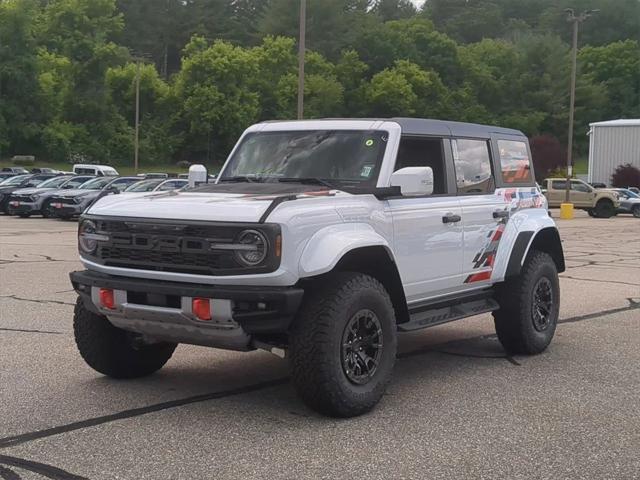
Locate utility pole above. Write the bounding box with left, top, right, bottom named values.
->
left=297, top=0, right=306, bottom=120
left=563, top=9, right=598, bottom=210
left=134, top=59, right=141, bottom=174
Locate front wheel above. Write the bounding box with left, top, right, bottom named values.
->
left=73, top=297, right=176, bottom=378
left=594, top=199, right=615, bottom=218
left=633, top=205, right=640, bottom=218
left=587, top=209, right=596, bottom=217
left=493, top=250, right=560, bottom=355
left=41, top=200, right=53, bottom=218
left=289, top=273, right=397, bottom=417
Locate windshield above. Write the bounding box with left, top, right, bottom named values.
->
left=63, top=176, right=93, bottom=189
left=37, top=176, right=71, bottom=189
left=1, top=174, right=31, bottom=186
left=125, top=179, right=163, bottom=192
left=79, top=177, right=111, bottom=190
left=220, top=130, right=389, bottom=186
left=619, top=189, right=639, bottom=198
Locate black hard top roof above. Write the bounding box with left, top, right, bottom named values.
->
left=390, top=117, right=525, bottom=137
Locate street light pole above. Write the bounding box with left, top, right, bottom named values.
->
left=297, top=0, right=306, bottom=120
left=134, top=59, right=141, bottom=174
left=564, top=9, right=598, bottom=206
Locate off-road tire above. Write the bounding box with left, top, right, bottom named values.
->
left=633, top=205, right=640, bottom=218
left=73, top=297, right=176, bottom=378
left=493, top=250, right=560, bottom=355
left=289, top=272, right=397, bottom=417
left=594, top=199, right=615, bottom=218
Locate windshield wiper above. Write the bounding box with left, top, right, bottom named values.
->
left=219, top=175, right=262, bottom=183
left=277, top=177, right=336, bottom=189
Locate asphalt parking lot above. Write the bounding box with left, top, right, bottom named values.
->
left=1, top=212, right=639, bottom=480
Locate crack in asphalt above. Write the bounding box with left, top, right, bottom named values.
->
left=0, top=295, right=75, bottom=307
left=0, top=454, right=88, bottom=480
left=559, top=275, right=640, bottom=287
left=1, top=301, right=637, bottom=453
left=0, top=327, right=63, bottom=335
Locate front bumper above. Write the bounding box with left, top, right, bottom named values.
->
left=70, top=270, right=304, bottom=351
left=51, top=201, right=84, bottom=216
left=8, top=200, right=39, bottom=214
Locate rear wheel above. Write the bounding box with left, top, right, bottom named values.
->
left=73, top=297, right=176, bottom=378
left=289, top=272, right=397, bottom=417
left=594, top=199, right=615, bottom=218
left=493, top=250, right=560, bottom=355
left=633, top=205, right=640, bottom=218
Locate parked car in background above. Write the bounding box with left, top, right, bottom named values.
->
left=124, top=179, right=164, bottom=192
left=7, top=175, right=94, bottom=218
left=155, top=178, right=188, bottom=191
left=542, top=178, right=620, bottom=218
left=72, top=164, right=119, bottom=176
left=1, top=167, right=29, bottom=174
left=141, top=172, right=169, bottom=179
left=49, top=176, right=139, bottom=219
left=124, top=178, right=189, bottom=193
left=589, top=182, right=607, bottom=189
left=612, top=189, right=640, bottom=218
left=30, top=167, right=60, bottom=174
left=628, top=187, right=640, bottom=195
left=0, top=174, right=61, bottom=213
left=0, top=172, right=19, bottom=181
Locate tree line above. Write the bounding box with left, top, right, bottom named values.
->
left=1, top=0, right=638, bottom=174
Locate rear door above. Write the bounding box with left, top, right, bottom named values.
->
left=452, top=138, right=507, bottom=285
left=570, top=180, right=595, bottom=207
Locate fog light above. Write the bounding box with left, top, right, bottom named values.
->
left=99, top=288, right=115, bottom=310
left=192, top=298, right=212, bottom=321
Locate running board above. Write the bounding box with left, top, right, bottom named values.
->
left=399, top=297, right=500, bottom=332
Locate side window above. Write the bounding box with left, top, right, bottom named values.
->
left=498, top=140, right=533, bottom=184
left=571, top=181, right=591, bottom=193
left=552, top=180, right=566, bottom=190
left=452, top=139, right=494, bottom=194
left=394, top=136, right=448, bottom=194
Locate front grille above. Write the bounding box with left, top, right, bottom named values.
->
left=86, top=217, right=281, bottom=276
left=51, top=197, right=78, bottom=205
left=11, top=195, right=33, bottom=202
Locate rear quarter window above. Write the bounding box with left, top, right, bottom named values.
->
left=498, top=140, right=533, bottom=184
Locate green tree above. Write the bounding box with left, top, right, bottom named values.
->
left=173, top=37, right=261, bottom=162
left=579, top=40, right=640, bottom=120
left=37, top=0, right=129, bottom=161
left=0, top=0, right=41, bottom=157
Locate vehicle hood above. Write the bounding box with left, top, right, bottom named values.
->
left=88, top=183, right=336, bottom=223
left=11, top=187, right=54, bottom=195
left=53, top=189, right=99, bottom=199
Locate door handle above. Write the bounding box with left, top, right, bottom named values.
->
left=493, top=209, right=509, bottom=219
left=442, top=213, right=461, bottom=224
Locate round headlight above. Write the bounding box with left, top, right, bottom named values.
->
left=234, top=229, right=268, bottom=266
left=78, top=220, right=98, bottom=254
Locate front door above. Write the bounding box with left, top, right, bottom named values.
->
left=388, top=196, right=464, bottom=302
left=451, top=138, right=506, bottom=285
left=387, top=136, right=463, bottom=303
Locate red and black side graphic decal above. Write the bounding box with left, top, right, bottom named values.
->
left=464, top=223, right=506, bottom=283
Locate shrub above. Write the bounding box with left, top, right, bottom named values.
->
left=611, top=164, right=640, bottom=188
left=530, top=135, right=566, bottom=179
left=12, top=155, right=35, bottom=166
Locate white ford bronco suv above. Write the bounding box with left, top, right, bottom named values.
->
left=70, top=118, right=565, bottom=417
